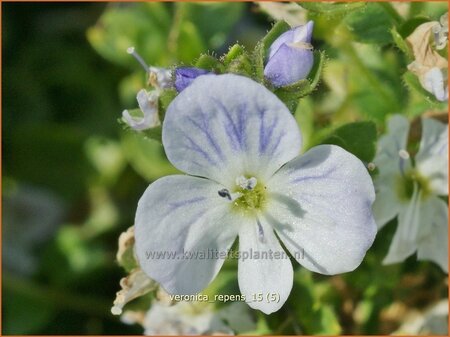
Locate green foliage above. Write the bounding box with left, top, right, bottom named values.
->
left=120, top=132, right=178, bottom=181
left=299, top=1, right=366, bottom=19
left=288, top=269, right=342, bottom=335
left=344, top=3, right=398, bottom=45
left=321, top=121, right=378, bottom=162
left=87, top=3, right=172, bottom=68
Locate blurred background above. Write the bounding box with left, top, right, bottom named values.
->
left=2, top=2, right=448, bottom=335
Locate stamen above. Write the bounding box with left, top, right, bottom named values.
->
left=256, top=218, right=266, bottom=243
left=236, top=176, right=257, bottom=190
left=218, top=189, right=232, bottom=200
left=127, top=47, right=150, bottom=72
left=398, top=149, right=410, bottom=177
left=398, top=149, right=410, bottom=160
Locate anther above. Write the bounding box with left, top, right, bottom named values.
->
left=218, top=189, right=232, bottom=200
left=398, top=149, right=410, bottom=160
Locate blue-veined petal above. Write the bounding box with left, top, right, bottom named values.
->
left=265, top=145, right=376, bottom=275
left=162, top=74, right=302, bottom=188
left=237, top=219, right=293, bottom=314
left=135, top=175, right=239, bottom=294
left=416, top=117, right=448, bottom=196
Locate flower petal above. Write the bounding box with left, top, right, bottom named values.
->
left=417, top=196, right=448, bottom=273
left=135, top=175, right=239, bottom=294
left=372, top=172, right=402, bottom=229
left=162, top=74, right=302, bottom=187
left=374, top=114, right=411, bottom=175
left=238, top=219, right=293, bottom=314
left=268, top=22, right=314, bottom=59
left=383, top=185, right=421, bottom=265
left=416, top=117, right=448, bottom=195
left=264, top=43, right=314, bottom=87
left=265, top=145, right=377, bottom=275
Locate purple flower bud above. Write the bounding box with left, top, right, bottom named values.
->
left=264, top=21, right=314, bottom=88
left=174, top=67, right=212, bottom=92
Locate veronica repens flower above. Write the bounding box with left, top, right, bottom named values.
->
left=372, top=115, right=448, bottom=272
left=264, top=21, right=314, bottom=88
left=135, top=74, right=376, bottom=314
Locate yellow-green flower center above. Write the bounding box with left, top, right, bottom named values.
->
left=396, top=169, right=431, bottom=201
left=232, top=176, right=267, bottom=214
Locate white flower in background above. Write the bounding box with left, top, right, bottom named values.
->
left=407, top=20, right=448, bottom=102
left=372, top=115, right=448, bottom=272
left=135, top=74, right=376, bottom=314
left=122, top=301, right=255, bottom=335
left=122, top=89, right=160, bottom=131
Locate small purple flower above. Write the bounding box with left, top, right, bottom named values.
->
left=174, top=67, right=212, bottom=92
left=264, top=21, right=314, bottom=88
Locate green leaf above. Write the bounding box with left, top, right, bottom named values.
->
left=321, top=121, right=378, bottom=162
left=344, top=2, right=397, bottom=45
left=182, top=3, right=245, bottom=50
left=299, top=1, right=366, bottom=19
left=121, top=132, right=179, bottom=182
left=274, top=50, right=326, bottom=112
left=87, top=3, right=171, bottom=68
left=390, top=26, right=413, bottom=60
left=176, top=21, right=206, bottom=64
left=398, top=17, right=431, bottom=38
left=158, top=88, right=178, bottom=120
left=3, top=289, right=55, bottom=334
left=288, top=269, right=342, bottom=335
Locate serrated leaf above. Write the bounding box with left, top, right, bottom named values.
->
left=321, top=121, right=377, bottom=162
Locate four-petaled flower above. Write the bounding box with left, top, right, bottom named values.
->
left=135, top=74, right=377, bottom=314
left=372, top=115, right=448, bottom=272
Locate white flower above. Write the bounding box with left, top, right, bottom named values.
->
left=372, top=115, right=448, bottom=272
left=423, top=67, right=448, bottom=102
left=406, top=21, right=448, bottom=102
left=122, top=89, right=160, bottom=131
left=130, top=301, right=254, bottom=335
left=134, top=74, right=376, bottom=314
